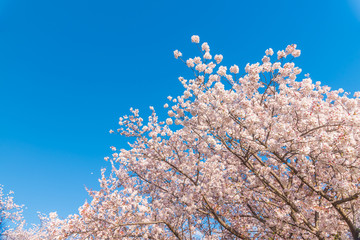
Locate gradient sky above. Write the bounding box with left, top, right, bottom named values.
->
left=0, top=0, right=360, bottom=225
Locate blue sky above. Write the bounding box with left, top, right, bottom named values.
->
left=0, top=0, right=359, bottom=225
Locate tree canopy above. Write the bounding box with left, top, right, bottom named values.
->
left=2, top=36, right=360, bottom=239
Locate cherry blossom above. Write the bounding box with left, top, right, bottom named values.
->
left=230, top=65, right=239, bottom=74
left=191, top=35, right=200, bottom=44
left=173, top=50, right=182, bottom=59
left=265, top=48, right=274, bottom=56
left=3, top=35, right=360, bottom=240
left=214, top=54, right=223, bottom=64
left=50, top=36, right=360, bottom=240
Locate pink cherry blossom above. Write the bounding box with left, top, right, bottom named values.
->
left=203, top=52, right=212, bottom=60
left=217, top=66, right=227, bottom=76
left=191, top=35, right=200, bottom=43
left=4, top=35, right=360, bottom=240
left=166, top=118, right=173, bottom=125
left=230, top=64, right=239, bottom=74
left=173, top=50, right=182, bottom=59
left=277, top=50, right=286, bottom=59
left=186, top=58, right=195, bottom=67
left=214, top=54, right=223, bottom=64
left=265, top=48, right=274, bottom=56
left=201, top=42, right=210, bottom=52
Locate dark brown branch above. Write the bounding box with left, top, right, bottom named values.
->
left=332, top=193, right=360, bottom=206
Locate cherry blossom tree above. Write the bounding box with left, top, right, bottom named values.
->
left=5, top=35, right=360, bottom=239
left=0, top=185, right=25, bottom=239
left=0, top=186, right=61, bottom=240
left=53, top=36, right=360, bottom=240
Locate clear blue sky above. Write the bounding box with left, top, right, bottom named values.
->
left=0, top=0, right=360, bottom=225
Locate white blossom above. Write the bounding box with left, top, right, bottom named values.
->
left=214, top=54, right=223, bottom=64
left=173, top=49, right=182, bottom=59
left=191, top=35, right=200, bottom=43
left=230, top=65, right=239, bottom=74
